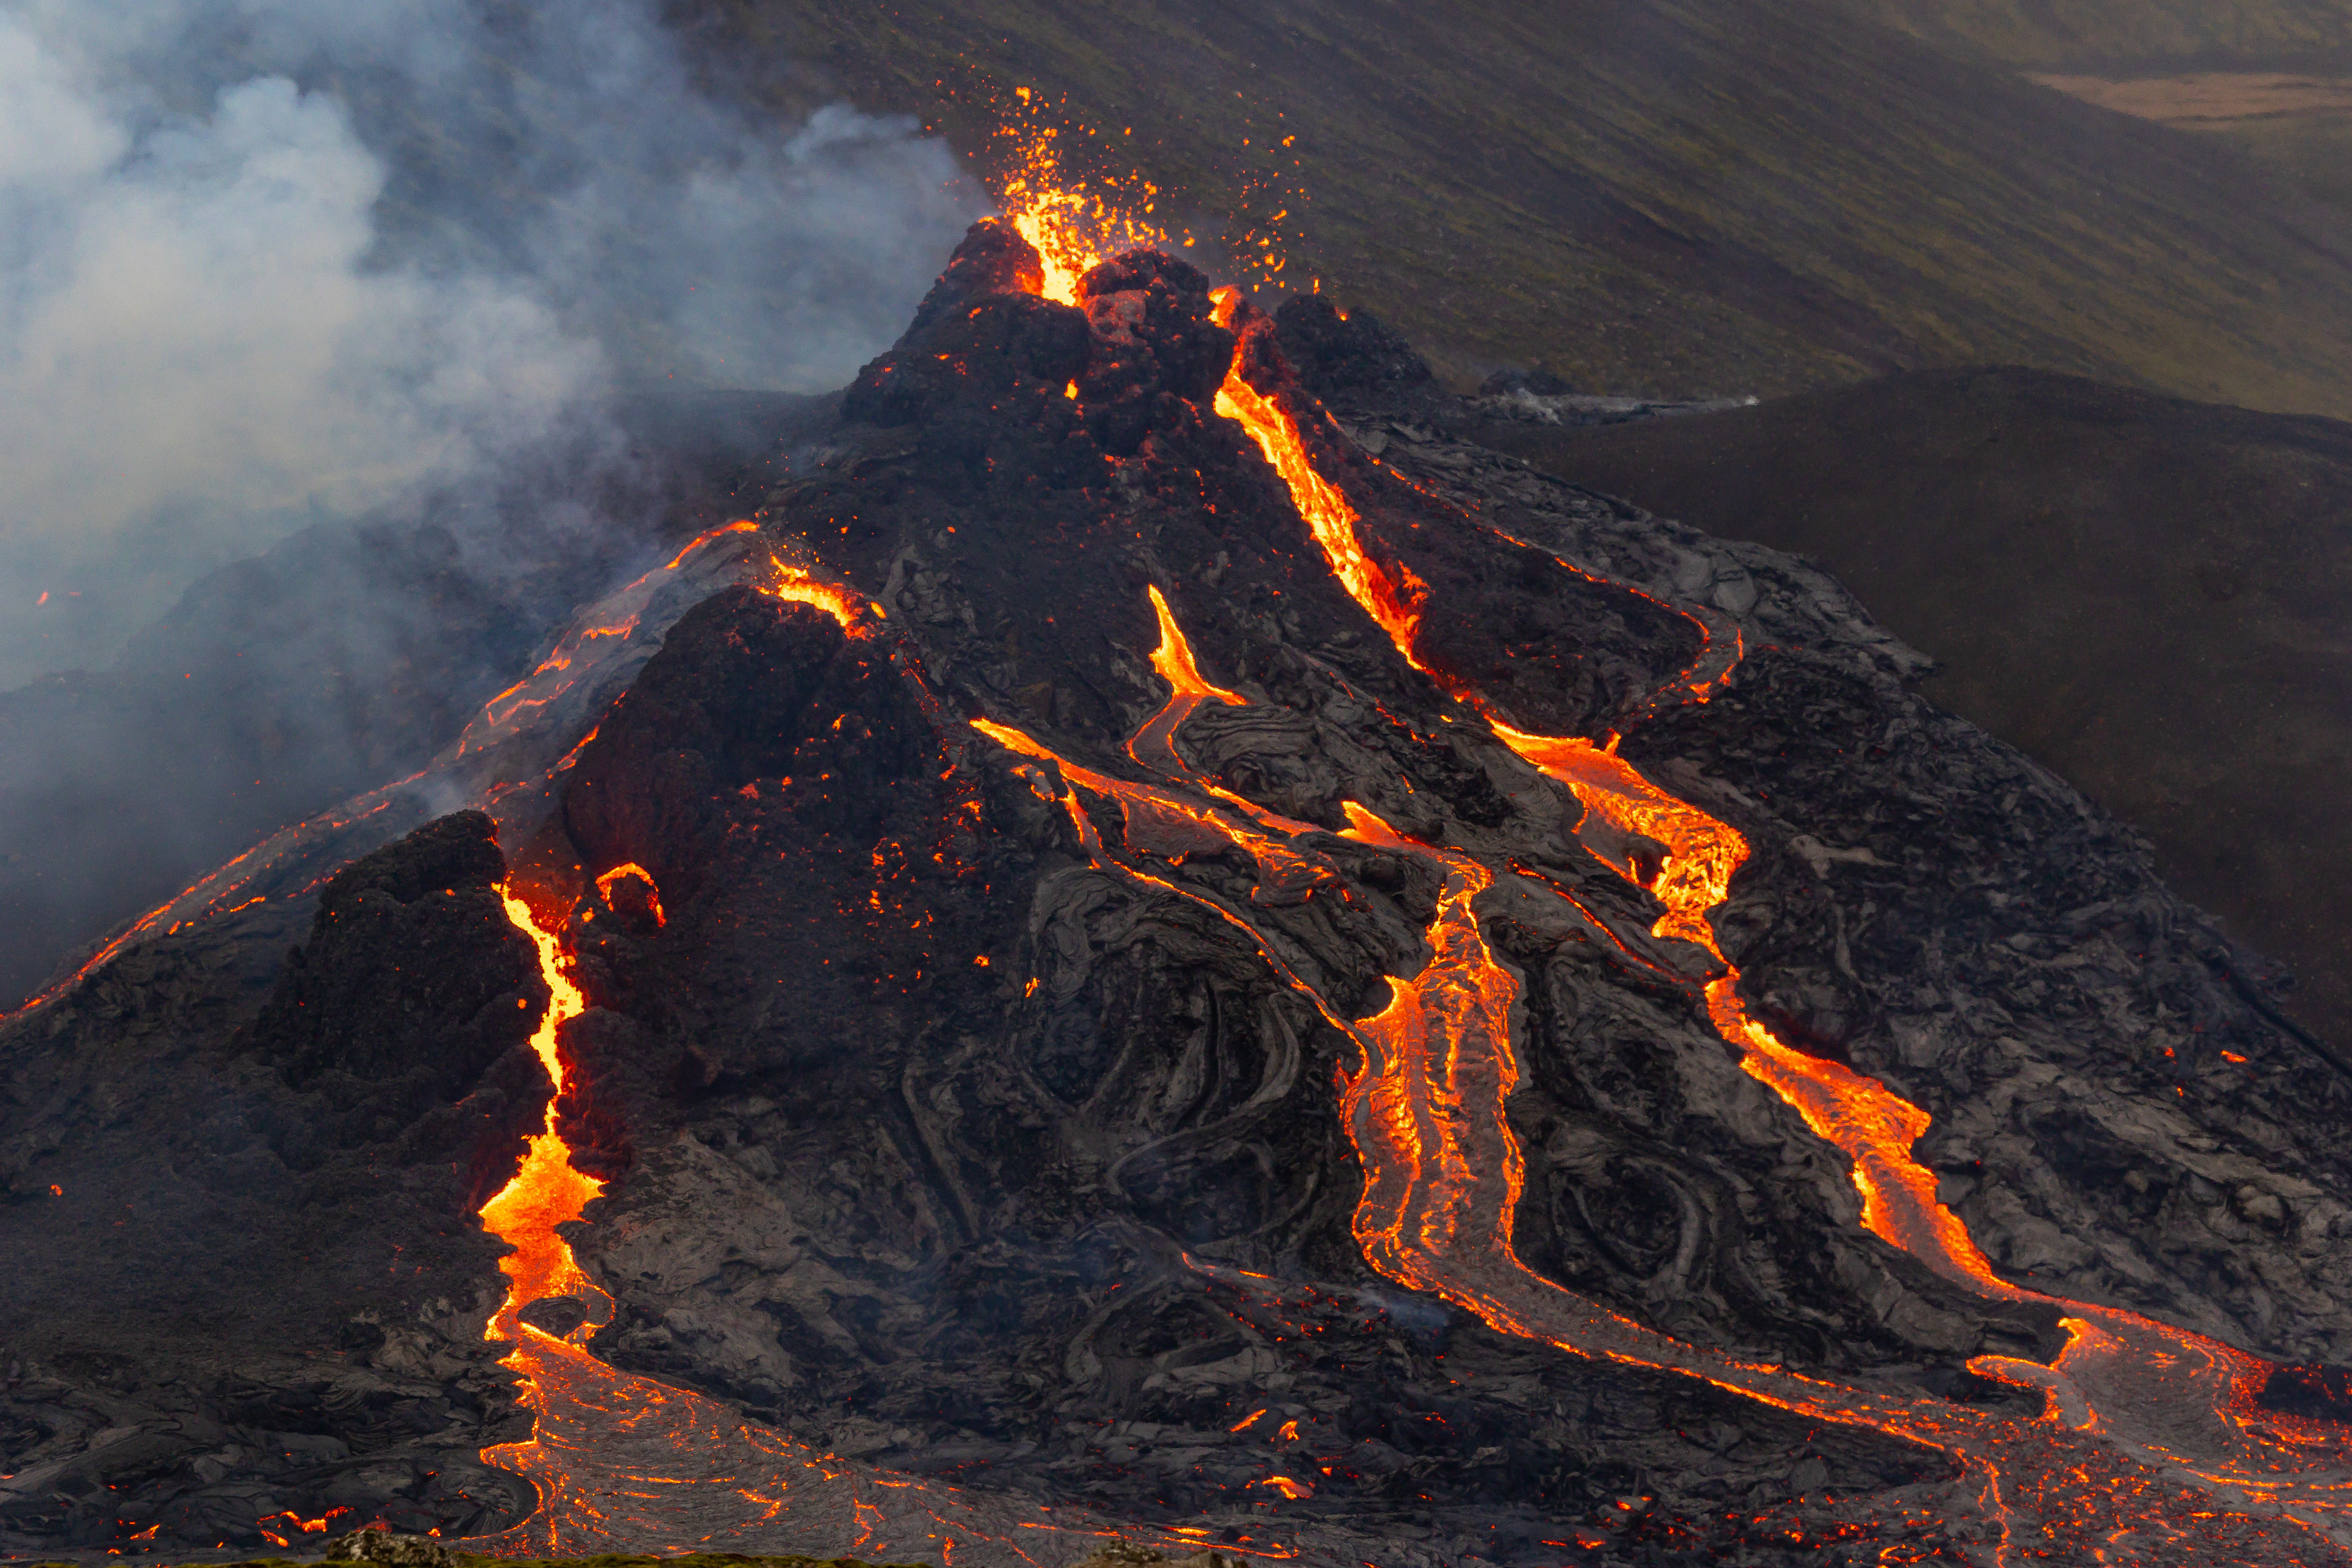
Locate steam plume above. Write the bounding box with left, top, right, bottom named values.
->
left=0, top=0, right=977, bottom=1005
left=0, top=0, right=976, bottom=683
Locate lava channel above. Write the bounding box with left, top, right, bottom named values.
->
left=462, top=623, right=1312, bottom=1560
left=1198, top=329, right=2352, bottom=1559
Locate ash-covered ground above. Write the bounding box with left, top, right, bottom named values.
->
left=3, top=225, right=2349, bottom=1566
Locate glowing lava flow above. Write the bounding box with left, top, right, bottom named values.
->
left=976, top=585, right=2352, bottom=1562
left=1199, top=367, right=2352, bottom=1556
left=1484, top=722, right=2005, bottom=1283
left=759, top=554, right=883, bottom=633
left=481, top=889, right=604, bottom=1354
left=1206, top=307, right=2012, bottom=1287
left=468, top=521, right=768, bottom=749
left=1208, top=292, right=1428, bottom=664
left=977, top=610, right=2062, bottom=1551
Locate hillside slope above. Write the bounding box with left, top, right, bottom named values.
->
left=1842, top=0, right=2352, bottom=69
left=1860, top=0, right=2352, bottom=230
left=1466, top=368, right=2352, bottom=1052
left=693, top=0, right=2352, bottom=415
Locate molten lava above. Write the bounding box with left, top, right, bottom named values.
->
left=470, top=520, right=771, bottom=750
left=1145, top=583, right=1243, bottom=706
left=481, top=888, right=603, bottom=1347
left=986, top=93, right=1296, bottom=305
left=1208, top=292, right=1428, bottom=666
left=593, top=862, right=666, bottom=927
left=990, top=89, right=1166, bottom=305
left=1203, top=350, right=2352, bottom=1558
left=756, top=547, right=883, bottom=633
left=1482, top=720, right=2005, bottom=1279
left=1122, top=586, right=1326, bottom=838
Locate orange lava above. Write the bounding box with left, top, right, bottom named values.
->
left=979, top=608, right=2051, bottom=1544
left=1481, top=723, right=2009, bottom=1287
left=1147, top=583, right=1243, bottom=706
left=1210, top=293, right=1428, bottom=666
left=756, top=549, right=882, bottom=633
left=990, top=89, right=1165, bottom=305
left=1334, top=802, right=1523, bottom=1280
left=256, top=1508, right=346, bottom=1544
left=1201, top=363, right=2352, bottom=1557
left=593, top=862, right=667, bottom=927
left=481, top=887, right=604, bottom=1348
left=666, top=519, right=761, bottom=572
left=1122, top=586, right=1327, bottom=837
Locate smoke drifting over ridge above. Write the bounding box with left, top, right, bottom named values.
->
left=0, top=0, right=979, bottom=1007
left=0, top=0, right=978, bottom=684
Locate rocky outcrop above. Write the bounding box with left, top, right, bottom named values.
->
left=0, top=816, right=557, bottom=1552
left=251, top=810, right=543, bottom=1143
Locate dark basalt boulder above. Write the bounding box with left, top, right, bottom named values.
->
left=1074, top=250, right=1236, bottom=454
left=1272, top=294, right=1440, bottom=416
left=249, top=809, right=544, bottom=1134
left=2261, top=1362, right=2352, bottom=1423
left=561, top=586, right=938, bottom=909
left=903, top=216, right=1048, bottom=335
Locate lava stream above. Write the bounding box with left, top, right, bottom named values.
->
left=459, top=586, right=1321, bottom=1559
left=481, top=887, right=605, bottom=1356
left=1208, top=292, right=1428, bottom=664
left=1485, top=721, right=2005, bottom=1285
left=974, top=601, right=2317, bottom=1563
left=1197, top=345, right=2352, bottom=1555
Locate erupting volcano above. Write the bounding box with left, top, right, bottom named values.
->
left=6, top=144, right=2352, bottom=1568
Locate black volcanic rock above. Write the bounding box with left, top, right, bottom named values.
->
left=1074, top=250, right=1236, bottom=454
left=0, top=814, right=558, bottom=1550
left=563, top=588, right=939, bottom=910
left=844, top=221, right=1092, bottom=436
left=903, top=216, right=1048, bottom=335
left=2263, top=1363, right=2352, bottom=1424
left=1272, top=295, right=1440, bottom=417
left=252, top=810, right=542, bottom=1128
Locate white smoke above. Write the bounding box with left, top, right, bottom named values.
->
left=0, top=0, right=976, bottom=684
